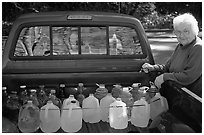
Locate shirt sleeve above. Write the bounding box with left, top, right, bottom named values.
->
left=163, top=44, right=202, bottom=85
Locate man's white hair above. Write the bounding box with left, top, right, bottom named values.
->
left=173, top=13, right=199, bottom=35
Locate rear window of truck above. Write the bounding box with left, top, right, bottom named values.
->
left=14, top=25, right=143, bottom=57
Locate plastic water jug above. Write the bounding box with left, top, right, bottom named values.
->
left=100, top=93, right=116, bottom=122
left=111, top=84, right=123, bottom=98
left=58, top=84, right=66, bottom=103
left=94, top=84, right=108, bottom=100
left=18, top=100, right=40, bottom=132
left=119, top=87, right=134, bottom=120
left=6, top=91, right=21, bottom=110
left=40, top=100, right=60, bottom=133
left=62, top=95, right=79, bottom=109
left=130, top=83, right=141, bottom=101
left=2, top=87, right=8, bottom=107
left=82, top=93, right=101, bottom=123
left=61, top=100, right=82, bottom=132
left=131, top=97, right=150, bottom=127
left=38, top=85, right=48, bottom=108
left=48, top=89, right=62, bottom=108
left=109, top=98, right=128, bottom=129
left=29, top=89, right=40, bottom=107
left=19, top=85, right=29, bottom=105
left=77, top=83, right=85, bottom=107
left=138, top=86, right=150, bottom=101
left=150, top=93, right=169, bottom=120
left=2, top=117, right=19, bottom=133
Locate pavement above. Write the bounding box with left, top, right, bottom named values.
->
left=146, top=31, right=178, bottom=64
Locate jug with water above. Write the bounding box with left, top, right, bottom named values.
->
left=18, top=100, right=40, bottom=132
left=100, top=93, right=116, bottom=122
left=61, top=100, right=82, bottom=132
left=111, top=84, right=123, bottom=98
left=82, top=93, right=101, bottom=123
left=29, top=89, right=40, bottom=107
left=62, top=94, right=79, bottom=109
left=48, top=89, right=62, bottom=108
left=150, top=92, right=169, bottom=120
left=94, top=83, right=108, bottom=100
left=77, top=83, right=85, bottom=107
left=130, top=83, right=141, bottom=102
left=109, top=98, right=128, bottom=129
left=19, top=85, right=29, bottom=105
left=131, top=97, right=150, bottom=127
left=38, top=85, right=48, bottom=108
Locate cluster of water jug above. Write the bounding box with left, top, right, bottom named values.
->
left=2, top=82, right=169, bottom=132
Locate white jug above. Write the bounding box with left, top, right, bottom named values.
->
left=131, top=97, right=150, bottom=127
left=150, top=93, right=169, bottom=120
left=100, top=93, right=116, bottom=122
left=109, top=98, right=128, bottom=129
left=82, top=94, right=101, bottom=123
left=61, top=100, right=82, bottom=132
left=40, top=100, right=60, bottom=133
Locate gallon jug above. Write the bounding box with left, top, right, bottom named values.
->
left=58, top=84, right=66, bottom=103
left=119, top=87, right=134, bottom=120
left=131, top=97, right=150, bottom=127
left=6, top=91, right=21, bottom=110
left=18, top=100, right=40, bottom=133
left=29, top=89, right=40, bottom=107
left=82, top=93, right=101, bottom=123
left=61, top=100, right=82, bottom=132
left=48, top=89, right=62, bottom=109
left=40, top=100, right=60, bottom=133
left=62, top=94, right=79, bottom=109
left=109, top=98, right=128, bottom=129
left=111, top=84, right=123, bottom=98
left=19, top=85, right=29, bottom=105
left=150, top=93, right=169, bottom=120
left=76, top=83, right=85, bottom=107
left=38, top=85, right=48, bottom=108
left=100, top=93, right=116, bottom=122
left=130, top=83, right=141, bottom=102
left=138, top=86, right=150, bottom=101
left=94, top=84, right=108, bottom=100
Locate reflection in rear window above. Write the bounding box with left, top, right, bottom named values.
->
left=14, top=25, right=143, bottom=57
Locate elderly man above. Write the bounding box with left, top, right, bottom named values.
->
left=142, top=13, right=202, bottom=97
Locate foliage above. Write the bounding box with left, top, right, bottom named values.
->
left=2, top=2, right=202, bottom=36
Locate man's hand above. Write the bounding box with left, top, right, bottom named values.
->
left=142, top=63, right=155, bottom=73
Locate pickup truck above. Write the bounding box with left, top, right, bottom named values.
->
left=2, top=11, right=202, bottom=133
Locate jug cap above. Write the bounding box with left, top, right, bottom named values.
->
left=30, top=89, right=37, bottom=92
left=2, top=87, right=7, bottom=90
left=27, top=100, right=33, bottom=104
left=60, top=84, right=65, bottom=87
left=78, top=83, right=84, bottom=87
left=50, top=89, right=56, bottom=93
left=132, top=83, right=141, bottom=87
left=69, top=94, right=74, bottom=97
left=20, top=85, right=26, bottom=89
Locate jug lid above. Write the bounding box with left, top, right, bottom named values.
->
left=60, top=84, right=65, bottom=87
left=132, top=83, right=141, bottom=87
left=20, top=85, right=26, bottom=89
left=78, top=83, right=84, bottom=87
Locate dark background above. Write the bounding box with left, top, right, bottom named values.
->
left=2, top=2, right=202, bottom=36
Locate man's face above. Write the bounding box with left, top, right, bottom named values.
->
left=174, top=22, right=195, bottom=46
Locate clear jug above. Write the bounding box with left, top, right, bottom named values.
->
left=149, top=92, right=169, bottom=120
left=38, top=85, right=48, bottom=108
left=62, top=94, right=79, bottom=109
left=130, top=83, right=141, bottom=102
left=61, top=100, right=82, bottom=132
left=19, top=85, right=29, bottom=105
left=76, top=83, right=85, bottom=107
left=131, top=97, right=150, bottom=127
left=111, top=84, right=123, bottom=98
left=18, top=100, right=40, bottom=132
left=82, top=93, right=101, bottom=123
left=94, top=84, right=108, bottom=100
left=29, top=89, right=40, bottom=107
left=109, top=98, right=128, bottom=129
left=100, top=93, right=116, bottom=122
left=48, top=89, right=62, bottom=109
left=40, top=100, right=61, bottom=133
